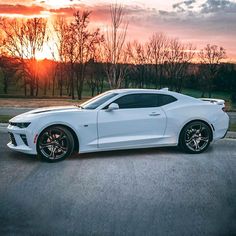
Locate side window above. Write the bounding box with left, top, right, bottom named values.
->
left=107, top=93, right=177, bottom=109
left=113, top=94, right=158, bottom=109
left=157, top=94, right=177, bottom=106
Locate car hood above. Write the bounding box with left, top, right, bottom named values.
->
left=9, top=106, right=82, bottom=122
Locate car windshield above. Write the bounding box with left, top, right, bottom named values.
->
left=80, top=92, right=118, bottom=110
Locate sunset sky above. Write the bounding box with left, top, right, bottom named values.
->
left=1, top=0, right=236, bottom=61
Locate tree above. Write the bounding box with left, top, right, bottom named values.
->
left=73, top=11, right=103, bottom=99
left=126, top=40, right=151, bottom=88
left=165, top=38, right=195, bottom=92
left=0, top=56, right=19, bottom=94
left=62, top=11, right=103, bottom=99
left=104, top=3, right=128, bottom=89
left=148, top=33, right=169, bottom=89
left=1, top=18, right=47, bottom=96
left=199, top=44, right=226, bottom=97
left=50, top=16, right=68, bottom=96
left=86, top=37, right=105, bottom=96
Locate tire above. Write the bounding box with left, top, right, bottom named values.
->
left=179, top=121, right=211, bottom=154
left=37, top=126, right=74, bottom=162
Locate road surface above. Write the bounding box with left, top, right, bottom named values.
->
left=0, top=131, right=235, bottom=235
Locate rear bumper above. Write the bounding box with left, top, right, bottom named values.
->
left=212, top=112, right=229, bottom=141
left=221, top=129, right=228, bottom=139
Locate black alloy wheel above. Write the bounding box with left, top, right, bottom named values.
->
left=37, top=126, right=74, bottom=162
left=179, top=121, right=211, bottom=154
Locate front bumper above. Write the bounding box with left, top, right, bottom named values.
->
left=7, top=142, right=35, bottom=154
left=7, top=124, right=37, bottom=155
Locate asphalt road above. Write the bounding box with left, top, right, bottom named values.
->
left=0, top=132, right=236, bottom=236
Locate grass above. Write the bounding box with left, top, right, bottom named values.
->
left=0, top=115, right=12, bottom=123
left=229, top=123, right=236, bottom=132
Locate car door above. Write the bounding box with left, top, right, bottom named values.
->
left=97, top=93, right=167, bottom=149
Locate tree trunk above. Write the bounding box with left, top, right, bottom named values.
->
left=159, top=64, right=163, bottom=89
left=70, top=64, right=75, bottom=100
left=78, top=79, right=84, bottom=100
left=155, top=65, right=158, bottom=89
left=44, top=80, right=47, bottom=96
left=52, top=75, right=55, bottom=96
left=59, top=67, right=63, bottom=97
left=30, top=82, right=34, bottom=96
left=3, top=75, right=8, bottom=94
left=36, top=77, right=39, bottom=96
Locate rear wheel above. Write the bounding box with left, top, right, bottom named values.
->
left=37, top=126, right=74, bottom=162
left=179, top=121, right=211, bottom=154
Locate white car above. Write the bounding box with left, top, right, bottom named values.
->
left=7, top=89, right=229, bottom=162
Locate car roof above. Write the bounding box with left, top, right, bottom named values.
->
left=111, top=88, right=168, bottom=94
left=109, top=88, right=199, bottom=103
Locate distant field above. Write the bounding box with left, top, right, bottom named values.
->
left=0, top=98, right=87, bottom=108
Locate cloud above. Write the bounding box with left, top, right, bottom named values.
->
left=0, top=0, right=235, bottom=59
left=0, top=4, right=44, bottom=15
left=173, top=0, right=196, bottom=12
left=49, top=7, right=75, bottom=16
left=200, top=0, right=236, bottom=13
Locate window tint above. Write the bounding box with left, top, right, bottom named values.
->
left=157, top=94, right=177, bottom=106
left=81, top=92, right=118, bottom=109
left=112, top=93, right=177, bottom=109
left=113, top=94, right=157, bottom=109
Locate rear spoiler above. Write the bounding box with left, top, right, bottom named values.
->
left=199, top=98, right=225, bottom=106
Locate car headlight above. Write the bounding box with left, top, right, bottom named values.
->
left=9, top=122, right=31, bottom=128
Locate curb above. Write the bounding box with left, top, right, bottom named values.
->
left=1, top=123, right=236, bottom=139
left=0, top=123, right=8, bottom=133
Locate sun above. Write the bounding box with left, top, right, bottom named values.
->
left=35, top=45, right=54, bottom=60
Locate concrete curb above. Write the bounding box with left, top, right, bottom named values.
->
left=0, top=123, right=8, bottom=133
left=1, top=123, right=236, bottom=139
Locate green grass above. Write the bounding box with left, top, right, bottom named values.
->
left=0, top=115, right=12, bottom=123
left=182, top=88, right=231, bottom=100
left=229, top=123, right=236, bottom=132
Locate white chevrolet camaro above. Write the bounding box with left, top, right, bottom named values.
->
left=7, top=89, right=229, bottom=162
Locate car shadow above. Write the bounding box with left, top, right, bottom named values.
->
left=7, top=151, right=37, bottom=163
left=68, top=146, right=182, bottom=161
left=6, top=145, right=214, bottom=163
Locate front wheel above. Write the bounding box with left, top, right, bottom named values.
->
left=179, top=121, right=212, bottom=154
left=37, top=126, right=74, bottom=162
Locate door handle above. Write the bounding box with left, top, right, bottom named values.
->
left=149, top=113, right=160, bottom=116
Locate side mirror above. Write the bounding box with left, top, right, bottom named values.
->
left=106, top=103, right=119, bottom=112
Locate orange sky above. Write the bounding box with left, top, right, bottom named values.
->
left=1, top=0, right=236, bottom=62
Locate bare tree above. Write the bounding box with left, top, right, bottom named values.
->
left=73, top=11, right=103, bottom=100
left=63, top=22, right=78, bottom=99
left=165, top=38, right=195, bottom=91
left=61, top=11, right=103, bottom=99
left=86, top=36, right=105, bottom=96
left=199, top=44, right=226, bottom=97
left=149, top=33, right=169, bottom=89
left=104, top=3, right=128, bottom=89
left=0, top=56, right=19, bottom=94
left=50, top=16, right=68, bottom=96
left=1, top=18, right=47, bottom=96
left=126, top=40, right=150, bottom=88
